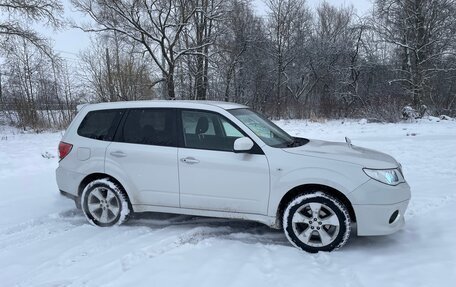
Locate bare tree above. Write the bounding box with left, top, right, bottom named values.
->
left=265, top=0, right=312, bottom=117
left=79, top=35, right=155, bottom=102
left=0, top=0, right=63, bottom=55
left=309, top=2, right=358, bottom=117
left=190, top=0, right=224, bottom=100
left=71, top=0, right=202, bottom=99
left=1, top=37, right=80, bottom=129
left=374, top=0, right=456, bottom=111
left=212, top=0, right=268, bottom=106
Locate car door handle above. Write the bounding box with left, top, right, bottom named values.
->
left=180, top=157, right=200, bottom=164
left=110, top=151, right=127, bottom=158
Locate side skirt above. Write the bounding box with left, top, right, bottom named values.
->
left=133, top=204, right=278, bottom=228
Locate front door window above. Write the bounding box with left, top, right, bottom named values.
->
left=181, top=110, right=244, bottom=152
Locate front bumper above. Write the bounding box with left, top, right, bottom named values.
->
left=353, top=200, right=409, bottom=235
left=348, top=179, right=411, bottom=236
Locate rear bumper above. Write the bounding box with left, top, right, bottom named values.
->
left=56, top=166, right=84, bottom=197
left=56, top=166, right=85, bottom=209
left=60, top=190, right=81, bottom=209
left=348, top=179, right=411, bottom=236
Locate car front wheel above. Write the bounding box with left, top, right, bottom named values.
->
left=81, top=178, right=131, bottom=227
left=283, top=192, right=351, bottom=252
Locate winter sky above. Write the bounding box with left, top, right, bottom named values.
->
left=46, top=0, right=373, bottom=63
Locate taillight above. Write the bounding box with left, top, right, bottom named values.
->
left=58, top=141, right=73, bottom=160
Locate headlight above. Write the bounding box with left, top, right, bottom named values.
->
left=363, top=168, right=405, bottom=186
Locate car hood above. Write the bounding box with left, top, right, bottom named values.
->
left=283, top=139, right=398, bottom=169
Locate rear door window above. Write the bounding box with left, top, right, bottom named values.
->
left=117, top=108, right=177, bottom=147
left=77, top=109, right=124, bottom=141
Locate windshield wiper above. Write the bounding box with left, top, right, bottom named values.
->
left=286, top=137, right=310, bottom=147
left=286, top=139, right=296, bottom=147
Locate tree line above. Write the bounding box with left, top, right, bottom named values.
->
left=1, top=0, right=456, bottom=129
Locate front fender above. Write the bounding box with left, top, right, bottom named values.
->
left=267, top=166, right=368, bottom=217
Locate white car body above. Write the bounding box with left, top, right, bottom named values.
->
left=56, top=101, right=411, bottom=239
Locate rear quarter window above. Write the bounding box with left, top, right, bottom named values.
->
left=77, top=109, right=124, bottom=141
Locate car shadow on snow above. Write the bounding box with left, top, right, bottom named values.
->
left=58, top=209, right=407, bottom=251
left=125, top=213, right=410, bottom=250
left=56, top=209, right=91, bottom=226
left=56, top=208, right=289, bottom=246
left=128, top=212, right=291, bottom=246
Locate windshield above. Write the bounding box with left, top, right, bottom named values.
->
left=229, top=109, right=295, bottom=148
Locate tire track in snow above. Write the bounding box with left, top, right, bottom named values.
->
left=9, top=214, right=287, bottom=287
left=10, top=224, right=172, bottom=286
left=309, top=252, right=365, bottom=287
left=17, top=226, right=234, bottom=286
left=120, top=226, right=233, bottom=272
left=0, top=209, right=86, bottom=252
left=2, top=203, right=309, bottom=286
left=6, top=194, right=452, bottom=287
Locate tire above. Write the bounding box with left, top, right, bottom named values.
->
left=283, top=192, right=351, bottom=253
left=81, top=178, right=131, bottom=227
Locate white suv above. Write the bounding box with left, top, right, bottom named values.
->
left=56, top=101, right=411, bottom=252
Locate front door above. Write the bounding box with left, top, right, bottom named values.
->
left=178, top=109, right=270, bottom=215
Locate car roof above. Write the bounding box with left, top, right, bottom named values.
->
left=80, top=100, right=248, bottom=111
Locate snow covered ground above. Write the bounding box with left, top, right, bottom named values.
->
left=1, top=118, right=455, bottom=287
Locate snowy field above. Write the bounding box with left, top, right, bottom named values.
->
left=1, top=118, right=456, bottom=287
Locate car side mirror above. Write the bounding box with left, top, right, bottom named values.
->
left=233, top=137, right=254, bottom=153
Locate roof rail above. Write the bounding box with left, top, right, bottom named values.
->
left=76, top=103, right=89, bottom=112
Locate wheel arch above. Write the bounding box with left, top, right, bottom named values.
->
left=78, top=173, right=133, bottom=209
left=276, top=184, right=356, bottom=228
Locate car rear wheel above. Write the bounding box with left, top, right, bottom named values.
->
left=283, top=192, right=351, bottom=252
left=81, top=178, right=131, bottom=227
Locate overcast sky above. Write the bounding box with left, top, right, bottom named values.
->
left=47, top=0, right=373, bottom=63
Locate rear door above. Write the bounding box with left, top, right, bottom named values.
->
left=178, top=109, right=270, bottom=215
left=106, top=108, right=180, bottom=207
